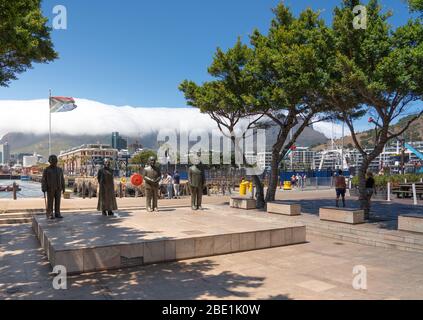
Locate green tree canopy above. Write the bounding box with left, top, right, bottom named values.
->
left=181, top=4, right=335, bottom=205
left=408, top=0, right=423, bottom=12
left=327, top=0, right=423, bottom=213
left=130, top=150, right=157, bottom=166
left=0, top=0, right=57, bottom=87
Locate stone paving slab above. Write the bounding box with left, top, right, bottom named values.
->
left=0, top=196, right=230, bottom=213
left=3, top=223, right=423, bottom=300
left=32, top=205, right=306, bottom=274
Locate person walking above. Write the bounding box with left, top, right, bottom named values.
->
left=291, top=175, right=297, bottom=188
left=334, top=170, right=347, bottom=208
left=173, top=170, right=181, bottom=199
left=162, top=172, right=173, bottom=199
left=41, top=155, right=65, bottom=220
left=97, top=159, right=118, bottom=216
left=364, top=171, right=376, bottom=219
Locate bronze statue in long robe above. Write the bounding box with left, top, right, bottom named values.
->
left=97, top=159, right=118, bottom=216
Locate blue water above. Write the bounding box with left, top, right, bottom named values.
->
left=0, top=180, right=44, bottom=199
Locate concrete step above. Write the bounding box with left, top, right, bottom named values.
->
left=307, top=224, right=423, bottom=254
left=0, top=217, right=32, bottom=225
left=307, top=220, right=423, bottom=246
left=0, top=212, right=34, bottom=219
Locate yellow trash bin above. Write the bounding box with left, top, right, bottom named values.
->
left=239, top=181, right=247, bottom=196
left=283, top=181, right=292, bottom=190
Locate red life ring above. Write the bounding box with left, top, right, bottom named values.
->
left=131, top=174, right=143, bottom=187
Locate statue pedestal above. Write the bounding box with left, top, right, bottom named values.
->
left=32, top=205, right=306, bottom=274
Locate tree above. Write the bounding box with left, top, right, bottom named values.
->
left=407, top=0, right=423, bottom=12
left=249, top=5, right=334, bottom=203
left=131, top=150, right=157, bottom=166
left=180, top=40, right=268, bottom=207
left=180, top=4, right=334, bottom=207
left=0, top=0, right=57, bottom=87
left=327, top=0, right=423, bottom=216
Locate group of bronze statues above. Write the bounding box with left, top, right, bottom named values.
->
left=41, top=155, right=205, bottom=219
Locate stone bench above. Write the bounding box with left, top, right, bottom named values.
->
left=230, top=197, right=256, bottom=210
left=398, top=214, right=423, bottom=233
left=267, top=202, right=301, bottom=216
left=319, top=207, right=365, bottom=225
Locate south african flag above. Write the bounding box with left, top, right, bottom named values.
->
left=50, top=96, right=78, bottom=113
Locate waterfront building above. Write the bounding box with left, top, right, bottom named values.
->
left=313, top=140, right=423, bottom=173
left=22, top=155, right=38, bottom=168
left=59, top=144, right=118, bottom=175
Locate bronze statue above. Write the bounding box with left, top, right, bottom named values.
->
left=41, top=155, right=65, bottom=220
left=188, top=159, right=205, bottom=210
left=143, top=156, right=161, bottom=212
left=97, top=159, right=118, bottom=216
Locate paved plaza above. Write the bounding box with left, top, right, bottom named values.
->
left=2, top=224, right=423, bottom=300
left=1, top=189, right=423, bottom=300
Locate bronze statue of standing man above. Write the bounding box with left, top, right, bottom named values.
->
left=143, top=156, right=161, bottom=212
left=97, top=159, right=118, bottom=216
left=41, top=155, right=65, bottom=220
left=188, top=158, right=205, bottom=210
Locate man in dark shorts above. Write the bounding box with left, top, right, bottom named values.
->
left=335, top=170, right=347, bottom=208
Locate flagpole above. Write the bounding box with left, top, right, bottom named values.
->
left=49, top=89, right=52, bottom=156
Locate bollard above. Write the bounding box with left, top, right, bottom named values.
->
left=82, top=181, right=86, bottom=199
left=88, top=182, right=92, bottom=199
left=387, top=182, right=391, bottom=202
left=119, top=183, right=123, bottom=198
left=12, top=182, right=17, bottom=200
left=412, top=184, right=418, bottom=206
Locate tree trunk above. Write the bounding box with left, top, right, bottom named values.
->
left=357, top=162, right=370, bottom=218
left=252, top=175, right=265, bottom=209
left=265, top=150, right=280, bottom=204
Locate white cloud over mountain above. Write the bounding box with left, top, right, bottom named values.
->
left=0, top=98, right=341, bottom=139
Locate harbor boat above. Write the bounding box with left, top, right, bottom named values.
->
left=20, top=175, right=31, bottom=181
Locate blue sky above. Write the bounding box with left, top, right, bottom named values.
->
left=0, top=0, right=419, bottom=117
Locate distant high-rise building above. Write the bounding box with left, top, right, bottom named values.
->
left=111, top=132, right=128, bottom=151
left=128, top=140, right=143, bottom=154
left=0, top=143, right=10, bottom=165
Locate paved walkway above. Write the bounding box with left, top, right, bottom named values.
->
left=0, top=196, right=230, bottom=213
left=1, top=222, right=423, bottom=300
